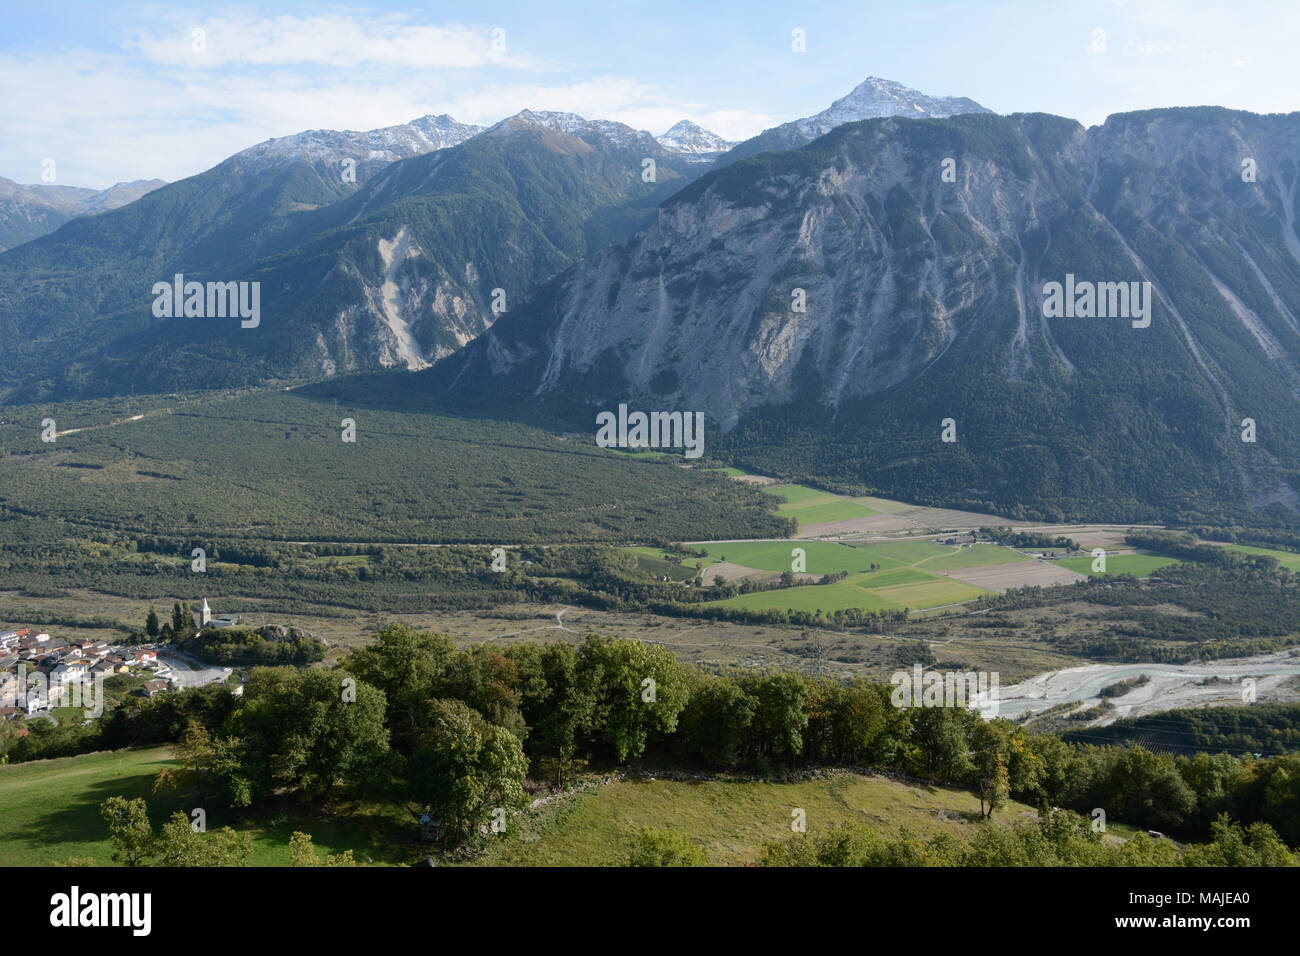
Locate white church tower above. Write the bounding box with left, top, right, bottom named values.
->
left=199, top=599, right=212, bottom=628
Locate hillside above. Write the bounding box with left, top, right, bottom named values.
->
left=0, top=113, right=708, bottom=401
left=425, top=107, right=1300, bottom=526
left=467, top=772, right=1038, bottom=866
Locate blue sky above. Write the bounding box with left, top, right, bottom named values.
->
left=2, top=0, right=1297, bottom=189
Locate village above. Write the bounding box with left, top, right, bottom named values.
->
left=0, top=599, right=244, bottom=721
left=0, top=627, right=173, bottom=719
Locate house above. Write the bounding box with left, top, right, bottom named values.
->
left=0, top=631, right=19, bottom=650
left=0, top=706, right=18, bottom=720
left=21, top=682, right=62, bottom=712
left=142, top=678, right=169, bottom=698
left=133, top=650, right=158, bottom=664
left=51, top=660, right=90, bottom=686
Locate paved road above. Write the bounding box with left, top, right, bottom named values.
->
left=153, top=648, right=231, bottom=688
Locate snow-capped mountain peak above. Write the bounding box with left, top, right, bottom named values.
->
left=237, top=114, right=484, bottom=167
left=490, top=110, right=660, bottom=152
left=794, top=76, right=992, bottom=139
left=656, top=120, right=736, bottom=161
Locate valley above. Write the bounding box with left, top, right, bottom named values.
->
left=2, top=9, right=1299, bottom=897
left=5, top=389, right=1299, bottom=740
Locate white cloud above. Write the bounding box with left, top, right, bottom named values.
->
left=0, top=9, right=777, bottom=189
left=128, top=13, right=526, bottom=70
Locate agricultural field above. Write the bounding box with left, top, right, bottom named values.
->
left=1058, top=552, right=1182, bottom=578
left=698, top=537, right=1037, bottom=615
left=712, top=579, right=898, bottom=614
left=696, top=540, right=884, bottom=575
left=1217, top=544, right=1300, bottom=572
left=707, top=563, right=991, bottom=615
left=923, top=543, right=1036, bottom=571
left=760, top=483, right=880, bottom=526
left=467, top=773, right=1040, bottom=867
left=627, top=547, right=702, bottom=581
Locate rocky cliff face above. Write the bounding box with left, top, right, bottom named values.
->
left=433, top=108, right=1300, bottom=520
left=0, top=110, right=709, bottom=396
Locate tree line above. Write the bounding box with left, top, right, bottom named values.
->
left=25, top=626, right=1297, bottom=857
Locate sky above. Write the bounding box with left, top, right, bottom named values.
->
left=1, top=0, right=1297, bottom=189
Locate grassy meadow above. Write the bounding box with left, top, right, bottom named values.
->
left=468, top=773, right=1038, bottom=867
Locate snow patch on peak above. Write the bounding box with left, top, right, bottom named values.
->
left=792, top=76, right=992, bottom=141
left=238, top=114, right=483, bottom=168
left=657, top=120, right=736, bottom=161
left=492, top=110, right=657, bottom=152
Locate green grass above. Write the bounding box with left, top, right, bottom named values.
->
left=852, top=567, right=937, bottom=589
left=853, top=540, right=956, bottom=566
left=1218, top=544, right=1300, bottom=571
left=467, top=773, right=1037, bottom=867
left=702, top=539, right=1004, bottom=613
left=695, top=540, right=879, bottom=575
left=922, top=543, right=1034, bottom=571
left=868, top=578, right=989, bottom=609
left=628, top=549, right=701, bottom=582
left=0, top=747, right=185, bottom=866
left=1058, top=553, right=1182, bottom=578
left=713, top=581, right=896, bottom=614
left=0, top=747, right=413, bottom=866
left=761, top=484, right=830, bottom=505
left=761, top=483, right=879, bottom=526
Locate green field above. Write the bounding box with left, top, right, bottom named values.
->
left=922, top=543, right=1034, bottom=571
left=761, top=483, right=880, bottom=526
left=704, top=538, right=1011, bottom=614
left=695, top=540, right=880, bottom=575
left=1058, top=552, right=1182, bottom=578
left=1219, top=544, right=1300, bottom=571
left=869, top=577, right=990, bottom=609
left=0, top=747, right=410, bottom=866
left=713, top=580, right=897, bottom=614
left=854, top=539, right=956, bottom=566
left=467, top=773, right=1037, bottom=867
left=853, top=567, right=937, bottom=589
left=627, top=547, right=703, bottom=581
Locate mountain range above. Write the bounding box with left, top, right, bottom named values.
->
left=426, top=106, right=1300, bottom=523
left=4, top=77, right=1298, bottom=524
left=0, top=77, right=940, bottom=397
left=0, top=177, right=165, bottom=252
